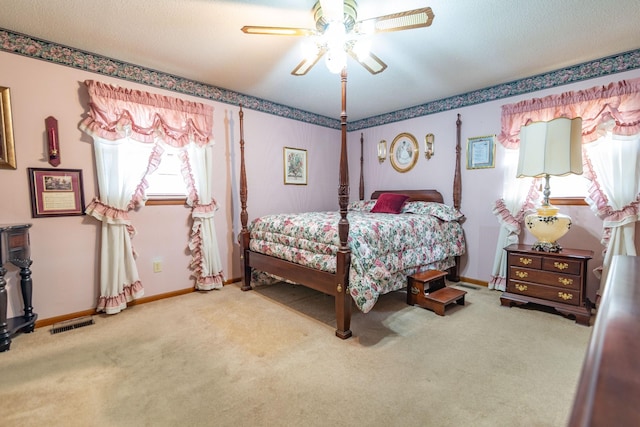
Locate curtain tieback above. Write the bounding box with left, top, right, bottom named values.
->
left=191, top=201, right=218, bottom=217
left=86, top=198, right=131, bottom=224
left=600, top=196, right=640, bottom=227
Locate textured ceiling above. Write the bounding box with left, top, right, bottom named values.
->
left=1, top=0, right=639, bottom=121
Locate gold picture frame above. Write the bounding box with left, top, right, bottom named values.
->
left=283, top=147, right=307, bottom=185
left=466, top=135, right=496, bottom=169
left=390, top=132, right=418, bottom=173
left=0, top=86, right=17, bottom=169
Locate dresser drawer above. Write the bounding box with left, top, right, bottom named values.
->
left=542, top=257, right=582, bottom=275
left=509, top=266, right=581, bottom=290
left=507, top=280, right=581, bottom=306
left=509, top=253, right=542, bottom=269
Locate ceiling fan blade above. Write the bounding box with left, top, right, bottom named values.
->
left=356, top=7, right=435, bottom=34
left=291, top=47, right=327, bottom=76
left=346, top=48, right=387, bottom=75
left=241, top=26, right=316, bottom=36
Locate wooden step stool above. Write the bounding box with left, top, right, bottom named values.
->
left=407, top=270, right=467, bottom=316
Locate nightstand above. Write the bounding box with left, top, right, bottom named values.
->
left=500, top=244, right=593, bottom=325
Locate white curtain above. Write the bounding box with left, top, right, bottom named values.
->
left=583, top=130, right=640, bottom=296
left=80, top=80, right=221, bottom=313
left=183, top=142, right=224, bottom=290
left=489, top=149, right=539, bottom=290
left=85, top=136, right=158, bottom=313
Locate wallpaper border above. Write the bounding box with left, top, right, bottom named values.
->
left=2, top=28, right=639, bottom=131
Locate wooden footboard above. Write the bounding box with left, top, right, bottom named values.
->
left=239, top=238, right=352, bottom=338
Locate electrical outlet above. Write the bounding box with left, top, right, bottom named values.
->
left=153, top=260, right=162, bottom=273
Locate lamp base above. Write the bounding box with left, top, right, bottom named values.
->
left=530, top=241, right=563, bottom=253
left=525, top=205, right=572, bottom=253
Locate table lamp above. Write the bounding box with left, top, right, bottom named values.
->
left=517, top=117, right=583, bottom=252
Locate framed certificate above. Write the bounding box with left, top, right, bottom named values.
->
left=467, top=135, right=496, bottom=169
left=28, top=168, right=86, bottom=217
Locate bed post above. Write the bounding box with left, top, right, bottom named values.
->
left=449, top=113, right=462, bottom=282
left=335, top=68, right=352, bottom=339
left=359, top=132, right=364, bottom=201
left=453, top=114, right=462, bottom=211
left=238, top=104, right=252, bottom=291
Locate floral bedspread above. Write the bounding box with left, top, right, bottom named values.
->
left=249, top=201, right=466, bottom=313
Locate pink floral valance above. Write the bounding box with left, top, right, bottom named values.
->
left=79, top=80, right=214, bottom=147
left=498, top=77, right=640, bottom=148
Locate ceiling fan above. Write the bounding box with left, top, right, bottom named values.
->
left=241, top=0, right=434, bottom=76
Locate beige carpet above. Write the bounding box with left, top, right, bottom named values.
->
left=0, top=282, right=591, bottom=427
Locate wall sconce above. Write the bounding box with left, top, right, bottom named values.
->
left=377, top=139, right=387, bottom=163
left=425, top=133, right=434, bottom=160
left=45, top=116, right=60, bottom=167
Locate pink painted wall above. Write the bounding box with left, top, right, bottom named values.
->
left=1, top=49, right=637, bottom=321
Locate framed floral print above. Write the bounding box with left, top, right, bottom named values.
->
left=283, top=147, right=307, bottom=185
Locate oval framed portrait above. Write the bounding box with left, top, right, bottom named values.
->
left=389, top=132, right=419, bottom=172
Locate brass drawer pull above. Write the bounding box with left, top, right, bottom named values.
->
left=558, top=277, right=574, bottom=286
left=515, top=271, right=528, bottom=279
left=558, top=292, right=573, bottom=300
left=554, top=262, right=569, bottom=270
left=515, top=284, right=528, bottom=292
left=519, top=257, right=532, bottom=265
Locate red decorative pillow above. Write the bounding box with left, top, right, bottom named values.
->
left=371, top=193, right=410, bottom=214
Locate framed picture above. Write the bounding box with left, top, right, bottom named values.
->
left=0, top=86, right=17, bottom=169
left=467, top=135, right=496, bottom=169
left=390, top=132, right=419, bottom=173
left=28, top=168, right=86, bottom=217
left=283, top=147, right=307, bottom=185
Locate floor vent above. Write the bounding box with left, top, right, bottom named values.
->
left=457, top=283, right=481, bottom=290
left=50, top=316, right=95, bottom=334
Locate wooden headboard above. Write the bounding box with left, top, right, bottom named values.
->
left=370, top=190, right=444, bottom=203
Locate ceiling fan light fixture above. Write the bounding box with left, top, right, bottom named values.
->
left=242, top=2, right=434, bottom=76
left=314, top=0, right=358, bottom=32
left=324, top=21, right=347, bottom=51
left=325, top=48, right=347, bottom=74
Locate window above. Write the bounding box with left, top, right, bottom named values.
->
left=145, top=146, right=188, bottom=205
left=548, top=173, right=589, bottom=205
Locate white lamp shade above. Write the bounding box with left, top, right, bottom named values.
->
left=517, top=117, right=583, bottom=178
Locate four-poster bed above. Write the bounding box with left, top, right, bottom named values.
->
left=238, top=70, right=464, bottom=339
